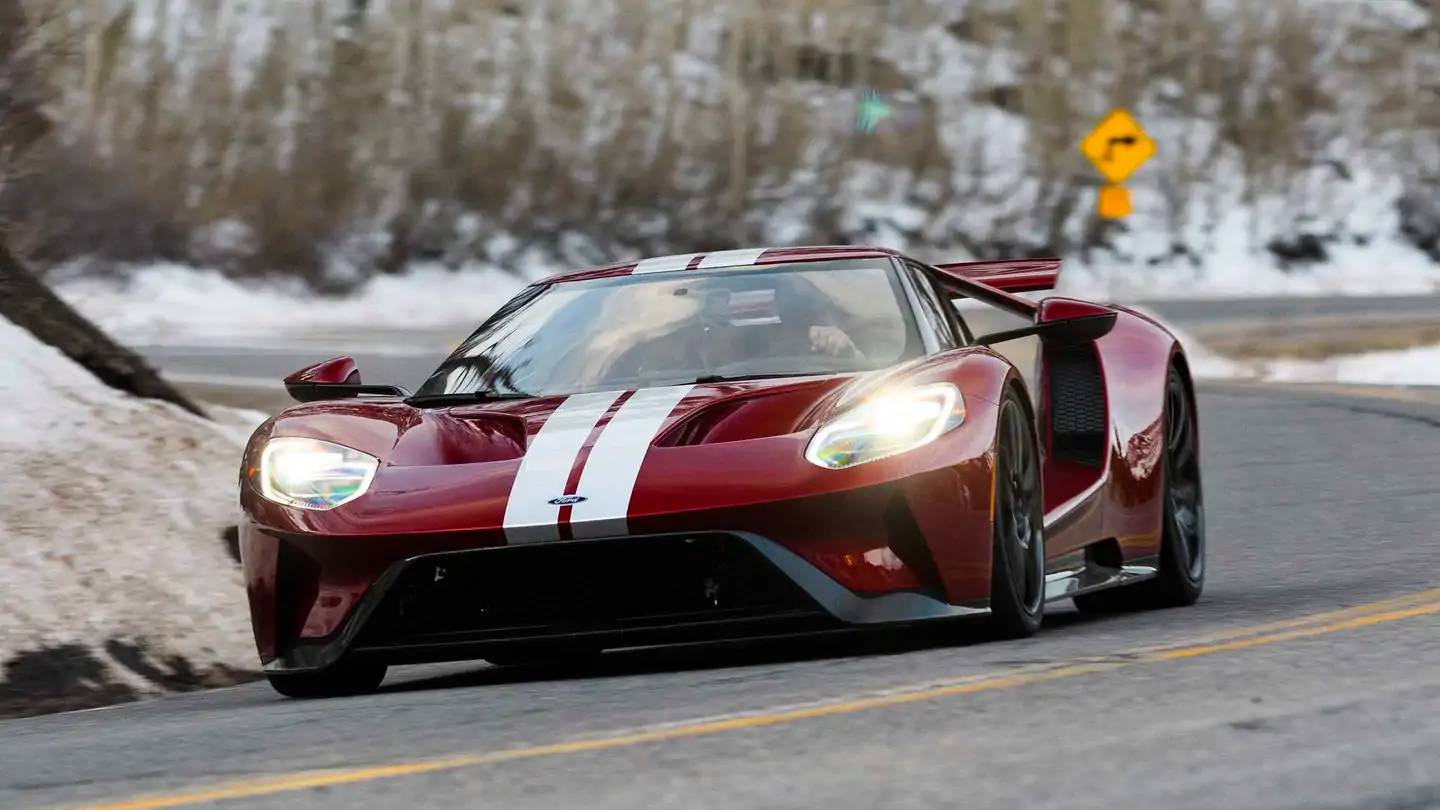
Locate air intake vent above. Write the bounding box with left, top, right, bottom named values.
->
left=1046, top=346, right=1106, bottom=465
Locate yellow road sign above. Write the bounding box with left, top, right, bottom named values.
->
left=1081, top=109, right=1155, bottom=184
left=1097, top=184, right=1132, bottom=219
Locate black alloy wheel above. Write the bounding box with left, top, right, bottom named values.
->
left=1163, top=367, right=1206, bottom=588
left=988, top=391, right=1046, bottom=638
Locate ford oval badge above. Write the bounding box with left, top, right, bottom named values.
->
left=548, top=495, right=587, bottom=506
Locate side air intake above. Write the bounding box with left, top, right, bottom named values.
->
left=1045, top=345, right=1107, bottom=466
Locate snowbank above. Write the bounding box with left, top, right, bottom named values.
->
left=0, top=316, right=267, bottom=711
left=1058, top=220, right=1440, bottom=302
left=1125, top=307, right=1440, bottom=386
left=55, top=260, right=534, bottom=347
left=1256, top=344, right=1440, bottom=386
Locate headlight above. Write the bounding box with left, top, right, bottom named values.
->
left=805, top=383, right=965, bottom=470
left=258, top=437, right=379, bottom=510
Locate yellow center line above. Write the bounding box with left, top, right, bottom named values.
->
left=73, top=595, right=1440, bottom=810
left=1128, top=587, right=1440, bottom=653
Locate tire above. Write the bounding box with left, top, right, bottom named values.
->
left=265, top=660, right=388, bottom=699
left=987, top=389, right=1046, bottom=639
left=1074, top=364, right=1205, bottom=614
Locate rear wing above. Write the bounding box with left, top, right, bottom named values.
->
left=933, top=258, right=1061, bottom=293
left=926, top=257, right=1062, bottom=319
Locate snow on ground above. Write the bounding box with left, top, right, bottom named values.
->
left=1059, top=224, right=1440, bottom=302
left=1123, top=308, right=1440, bottom=386
left=0, top=316, right=267, bottom=694
left=54, top=260, right=535, bottom=347
left=1252, top=344, right=1440, bottom=386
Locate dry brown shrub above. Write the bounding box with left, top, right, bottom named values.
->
left=13, top=0, right=1439, bottom=288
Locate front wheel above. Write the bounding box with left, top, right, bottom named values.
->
left=987, top=390, right=1046, bottom=639
left=265, top=660, right=388, bottom=699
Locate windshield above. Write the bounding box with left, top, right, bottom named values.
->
left=414, top=258, right=924, bottom=398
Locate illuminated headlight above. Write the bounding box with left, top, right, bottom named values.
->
left=805, top=383, right=966, bottom=470
left=258, top=437, right=379, bottom=510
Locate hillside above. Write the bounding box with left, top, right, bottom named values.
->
left=13, top=0, right=1440, bottom=311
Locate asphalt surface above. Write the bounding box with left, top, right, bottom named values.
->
left=2, top=382, right=1438, bottom=810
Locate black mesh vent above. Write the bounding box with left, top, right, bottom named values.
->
left=1046, top=346, right=1106, bottom=465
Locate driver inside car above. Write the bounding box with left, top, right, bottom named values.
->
left=604, top=277, right=863, bottom=381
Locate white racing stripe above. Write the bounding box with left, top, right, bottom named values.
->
left=695, top=247, right=769, bottom=269
left=632, top=253, right=703, bottom=274
left=502, top=390, right=623, bottom=544
left=568, top=385, right=695, bottom=539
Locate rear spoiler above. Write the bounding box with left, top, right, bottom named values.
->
left=933, top=258, right=1061, bottom=293
left=926, top=257, right=1062, bottom=319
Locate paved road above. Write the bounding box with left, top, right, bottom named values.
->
left=3, top=382, right=1438, bottom=810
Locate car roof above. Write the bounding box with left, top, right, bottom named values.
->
left=534, top=245, right=911, bottom=285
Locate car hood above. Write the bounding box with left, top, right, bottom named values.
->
left=242, top=359, right=1000, bottom=539
left=244, top=375, right=858, bottom=534
left=259, top=375, right=854, bottom=466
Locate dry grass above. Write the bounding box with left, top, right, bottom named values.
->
left=1195, top=317, right=1440, bottom=361
left=12, top=0, right=1440, bottom=288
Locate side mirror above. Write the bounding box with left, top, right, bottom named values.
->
left=973, top=298, right=1118, bottom=347
left=282, top=356, right=412, bottom=403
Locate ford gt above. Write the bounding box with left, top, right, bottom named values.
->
left=238, top=245, right=1206, bottom=698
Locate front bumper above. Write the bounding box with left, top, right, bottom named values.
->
left=258, top=529, right=991, bottom=674
left=243, top=435, right=1002, bottom=674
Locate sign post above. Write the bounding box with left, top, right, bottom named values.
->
left=1080, top=109, right=1155, bottom=220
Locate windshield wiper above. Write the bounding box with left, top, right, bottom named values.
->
left=404, top=390, right=535, bottom=407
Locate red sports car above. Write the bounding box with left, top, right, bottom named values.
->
left=239, top=246, right=1206, bottom=698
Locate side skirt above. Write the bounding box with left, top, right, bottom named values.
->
left=1042, top=549, right=1158, bottom=603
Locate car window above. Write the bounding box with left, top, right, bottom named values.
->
left=415, top=258, right=926, bottom=398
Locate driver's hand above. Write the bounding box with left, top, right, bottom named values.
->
left=810, top=325, right=862, bottom=358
